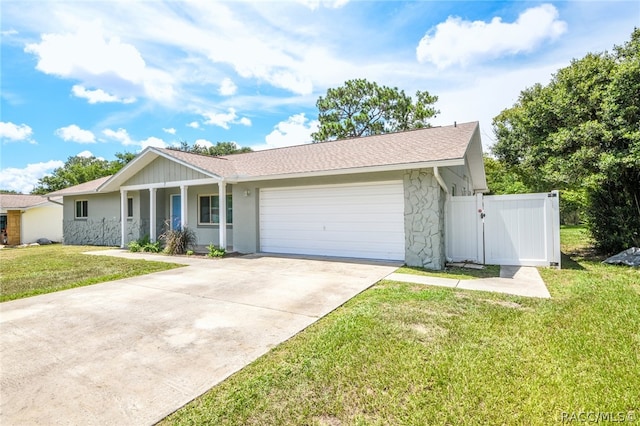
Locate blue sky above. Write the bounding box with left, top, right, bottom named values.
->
left=1, top=0, right=638, bottom=193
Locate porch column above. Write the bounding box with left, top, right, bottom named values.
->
left=180, top=185, right=188, bottom=228
left=149, top=188, right=157, bottom=242
left=218, top=181, right=227, bottom=249
left=120, top=189, right=128, bottom=248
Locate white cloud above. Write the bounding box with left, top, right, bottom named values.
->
left=202, top=108, right=251, bottom=129
left=72, top=85, right=136, bottom=104
left=297, top=0, right=349, bottom=10
left=219, top=77, right=237, bottom=96
left=163, top=127, right=176, bottom=135
left=194, top=139, right=214, bottom=149
left=25, top=22, right=175, bottom=104
left=1, top=29, right=18, bottom=37
left=261, top=113, right=318, bottom=149
left=102, top=128, right=136, bottom=146
left=0, top=122, right=35, bottom=143
left=416, top=4, right=568, bottom=69
left=25, top=22, right=145, bottom=83
left=55, top=124, right=96, bottom=143
left=238, top=117, right=252, bottom=126
left=76, top=150, right=94, bottom=158
left=102, top=128, right=167, bottom=149
left=187, top=121, right=200, bottom=129
left=140, top=137, right=167, bottom=149
left=0, top=160, right=64, bottom=194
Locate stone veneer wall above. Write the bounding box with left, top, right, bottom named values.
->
left=63, top=218, right=149, bottom=246
left=63, top=219, right=120, bottom=246
left=403, top=169, right=445, bottom=270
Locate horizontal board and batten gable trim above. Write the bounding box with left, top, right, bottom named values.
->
left=123, top=156, right=212, bottom=187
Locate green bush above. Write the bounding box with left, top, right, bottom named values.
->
left=127, top=241, right=141, bottom=252
left=585, top=181, right=640, bottom=254
left=207, top=243, right=226, bottom=258
left=160, top=225, right=197, bottom=255
left=142, top=241, right=162, bottom=253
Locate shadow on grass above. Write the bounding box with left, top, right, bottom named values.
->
left=560, top=252, right=586, bottom=271
left=399, top=264, right=501, bottom=280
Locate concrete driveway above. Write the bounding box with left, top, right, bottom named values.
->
left=0, top=251, right=399, bottom=425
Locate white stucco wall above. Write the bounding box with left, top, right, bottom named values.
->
left=22, top=204, right=63, bottom=243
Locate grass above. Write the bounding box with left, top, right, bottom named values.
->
left=397, top=264, right=501, bottom=280
left=0, top=244, right=182, bottom=302
left=162, top=226, right=639, bottom=425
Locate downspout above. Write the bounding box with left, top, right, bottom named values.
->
left=433, top=167, right=450, bottom=264
left=433, top=166, right=449, bottom=195
left=47, top=197, right=64, bottom=206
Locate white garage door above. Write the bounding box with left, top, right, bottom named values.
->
left=260, top=181, right=405, bottom=260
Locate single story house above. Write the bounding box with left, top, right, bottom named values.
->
left=0, top=194, right=63, bottom=245
left=48, top=121, right=487, bottom=269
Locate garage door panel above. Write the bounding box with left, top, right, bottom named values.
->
left=260, top=181, right=405, bottom=260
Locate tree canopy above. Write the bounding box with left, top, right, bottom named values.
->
left=31, top=152, right=136, bottom=195
left=169, top=141, right=252, bottom=156
left=492, top=28, right=640, bottom=253
left=311, top=79, right=439, bottom=142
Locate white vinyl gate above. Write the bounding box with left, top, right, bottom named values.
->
left=446, top=192, right=561, bottom=267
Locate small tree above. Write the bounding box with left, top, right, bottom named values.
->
left=312, top=79, right=439, bottom=141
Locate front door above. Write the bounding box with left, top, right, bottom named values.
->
left=170, top=194, right=181, bottom=230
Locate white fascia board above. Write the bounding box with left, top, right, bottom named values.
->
left=98, top=147, right=224, bottom=193
left=121, top=178, right=221, bottom=191
left=98, top=147, right=158, bottom=193
left=226, top=159, right=465, bottom=183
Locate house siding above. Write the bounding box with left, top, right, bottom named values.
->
left=403, top=169, right=445, bottom=270
left=124, top=156, right=210, bottom=186
left=22, top=204, right=63, bottom=243
left=63, top=193, right=121, bottom=246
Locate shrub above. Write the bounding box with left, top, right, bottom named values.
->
left=127, top=241, right=141, bottom=252
left=142, top=241, right=162, bottom=253
left=160, top=224, right=197, bottom=255
left=207, top=243, right=226, bottom=258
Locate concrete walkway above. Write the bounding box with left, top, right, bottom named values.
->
left=386, top=265, right=551, bottom=298
left=1, top=251, right=399, bottom=425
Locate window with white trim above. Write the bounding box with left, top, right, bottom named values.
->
left=199, top=194, right=232, bottom=225
left=127, top=197, right=134, bottom=218
left=75, top=200, right=88, bottom=218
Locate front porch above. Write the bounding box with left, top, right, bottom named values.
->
left=120, top=180, right=233, bottom=250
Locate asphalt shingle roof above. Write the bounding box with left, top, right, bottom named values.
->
left=47, top=175, right=112, bottom=196
left=48, top=122, right=480, bottom=195
left=157, top=121, right=478, bottom=179
left=0, top=194, right=54, bottom=209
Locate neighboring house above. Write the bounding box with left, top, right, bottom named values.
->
left=0, top=194, right=63, bottom=245
left=48, top=122, right=487, bottom=269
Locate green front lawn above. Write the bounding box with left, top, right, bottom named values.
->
left=0, top=244, right=182, bottom=302
left=162, top=227, right=639, bottom=425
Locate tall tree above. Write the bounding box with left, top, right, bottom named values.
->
left=31, top=153, right=135, bottom=195
left=311, top=79, right=439, bottom=142
left=492, top=29, right=640, bottom=253
left=170, top=141, right=252, bottom=156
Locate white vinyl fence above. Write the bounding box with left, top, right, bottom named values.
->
left=446, top=192, right=561, bottom=267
